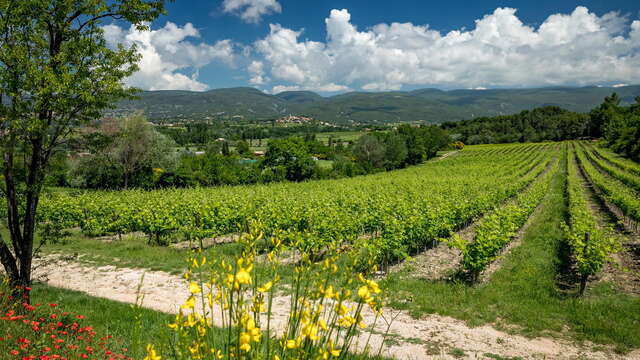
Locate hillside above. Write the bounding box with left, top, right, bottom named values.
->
left=109, top=85, right=640, bottom=124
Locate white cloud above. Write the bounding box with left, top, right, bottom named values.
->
left=248, top=60, right=267, bottom=85
left=254, top=6, right=640, bottom=91
left=103, top=22, right=236, bottom=91
left=223, top=0, right=281, bottom=24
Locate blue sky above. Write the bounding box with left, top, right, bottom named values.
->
left=102, top=0, right=640, bottom=93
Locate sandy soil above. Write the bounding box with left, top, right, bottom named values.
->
left=389, top=222, right=472, bottom=281
left=32, top=258, right=638, bottom=360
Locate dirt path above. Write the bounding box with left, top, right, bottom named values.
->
left=33, top=258, right=638, bottom=360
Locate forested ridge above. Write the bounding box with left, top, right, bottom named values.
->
left=441, top=93, right=640, bottom=161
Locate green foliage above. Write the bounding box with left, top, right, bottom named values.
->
left=441, top=106, right=590, bottom=144
left=236, top=140, right=252, bottom=156
left=38, top=143, right=559, bottom=266
left=0, top=0, right=167, bottom=287
left=576, top=144, right=640, bottom=223
left=69, top=113, right=177, bottom=189
left=454, top=151, right=559, bottom=278
left=563, top=146, right=619, bottom=292
left=264, top=137, right=315, bottom=181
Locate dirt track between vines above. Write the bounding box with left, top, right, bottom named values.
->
left=33, top=258, right=640, bottom=360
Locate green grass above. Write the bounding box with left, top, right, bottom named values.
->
left=21, top=284, right=388, bottom=360
left=39, top=232, right=244, bottom=275
left=316, top=159, right=334, bottom=169
left=381, top=154, right=640, bottom=352
left=28, top=283, right=174, bottom=359
left=315, top=131, right=365, bottom=144
left=36, top=232, right=299, bottom=290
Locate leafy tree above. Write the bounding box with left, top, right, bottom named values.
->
left=264, top=137, right=315, bottom=181
left=206, top=141, right=221, bottom=156
left=70, top=113, right=176, bottom=189
left=381, top=133, right=408, bottom=169
left=353, top=134, right=387, bottom=170
left=236, top=140, right=251, bottom=156
left=0, top=0, right=167, bottom=294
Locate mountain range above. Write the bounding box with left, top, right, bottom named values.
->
left=111, top=85, right=640, bottom=125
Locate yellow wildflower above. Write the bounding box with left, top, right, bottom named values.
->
left=236, top=268, right=252, bottom=285
left=143, top=344, right=161, bottom=360
left=189, top=282, right=202, bottom=294
left=258, top=281, right=273, bottom=293
left=239, top=332, right=252, bottom=352
left=181, top=295, right=196, bottom=310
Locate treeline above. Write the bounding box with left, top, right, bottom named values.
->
left=441, top=94, right=640, bottom=161
left=590, top=94, right=640, bottom=161
left=441, top=106, right=589, bottom=144
left=52, top=117, right=450, bottom=190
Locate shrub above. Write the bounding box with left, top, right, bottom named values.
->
left=149, top=223, right=389, bottom=359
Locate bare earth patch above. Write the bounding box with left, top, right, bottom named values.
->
left=388, top=222, right=472, bottom=280
left=32, top=257, right=638, bottom=359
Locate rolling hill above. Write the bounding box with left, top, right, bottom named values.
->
left=109, top=85, right=640, bottom=125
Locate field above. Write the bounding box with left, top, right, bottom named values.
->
left=4, top=141, right=640, bottom=359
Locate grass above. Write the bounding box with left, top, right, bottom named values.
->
left=381, top=153, right=640, bottom=352
left=39, top=232, right=243, bottom=275
left=19, top=284, right=389, bottom=360
left=315, top=131, right=365, bottom=144
left=28, top=283, right=175, bottom=359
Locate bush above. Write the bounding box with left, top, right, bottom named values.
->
left=148, top=223, right=389, bottom=359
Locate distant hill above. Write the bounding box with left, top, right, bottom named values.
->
left=275, top=91, right=323, bottom=104
left=109, top=85, right=640, bottom=125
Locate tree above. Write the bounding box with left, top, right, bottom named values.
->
left=221, top=141, right=231, bottom=156
left=263, top=137, right=315, bottom=181
left=236, top=140, right=251, bottom=156
left=70, top=113, right=176, bottom=189
left=381, top=133, right=408, bottom=169
left=112, top=113, right=153, bottom=189
left=353, top=134, right=386, bottom=170
left=0, top=0, right=167, bottom=296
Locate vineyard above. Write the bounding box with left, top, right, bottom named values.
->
left=4, top=141, right=640, bottom=358
left=37, top=143, right=557, bottom=266
left=32, top=141, right=640, bottom=279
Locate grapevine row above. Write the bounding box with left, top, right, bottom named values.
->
left=588, top=144, right=640, bottom=178
left=452, top=153, right=559, bottom=279
left=563, top=147, right=618, bottom=294
left=575, top=146, right=640, bottom=223
left=581, top=144, right=640, bottom=193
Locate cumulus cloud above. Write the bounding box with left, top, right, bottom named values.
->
left=248, top=60, right=268, bottom=85
left=223, top=0, right=281, bottom=23
left=103, top=22, right=235, bottom=91
left=254, top=6, right=640, bottom=92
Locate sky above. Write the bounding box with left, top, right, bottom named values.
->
left=102, top=0, right=640, bottom=94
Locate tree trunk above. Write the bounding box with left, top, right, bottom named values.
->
left=0, top=137, right=44, bottom=302
left=579, top=274, right=588, bottom=296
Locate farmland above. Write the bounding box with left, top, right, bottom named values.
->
left=4, top=141, right=637, bottom=359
